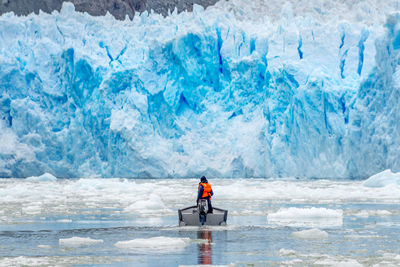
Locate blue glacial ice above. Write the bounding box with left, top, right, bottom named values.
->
left=363, top=169, right=400, bottom=187
left=1, top=1, right=400, bottom=178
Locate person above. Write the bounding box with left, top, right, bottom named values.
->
left=197, top=176, right=213, bottom=213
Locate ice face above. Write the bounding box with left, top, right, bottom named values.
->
left=1, top=1, right=400, bottom=178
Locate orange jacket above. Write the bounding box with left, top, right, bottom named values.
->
left=198, top=182, right=212, bottom=198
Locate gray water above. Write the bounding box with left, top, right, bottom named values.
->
left=1, top=178, right=400, bottom=266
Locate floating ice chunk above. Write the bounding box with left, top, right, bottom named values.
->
left=0, top=257, right=47, bottom=266
left=57, top=219, right=72, bottom=223
left=291, top=228, right=329, bottom=239
left=0, top=255, right=115, bottom=266
left=344, top=234, right=385, bottom=239
left=363, top=169, right=400, bottom=188
left=37, top=245, right=52, bottom=249
left=354, top=210, right=392, bottom=217
left=22, top=205, right=42, bottom=215
left=114, top=236, right=190, bottom=253
left=279, top=248, right=297, bottom=256
left=26, top=173, right=57, bottom=182
left=280, top=259, right=304, bottom=265
left=124, top=194, right=169, bottom=215
left=383, top=253, right=400, bottom=260
left=354, top=210, right=369, bottom=218
left=134, top=217, right=163, bottom=226
left=267, top=207, right=343, bottom=227
left=59, top=237, right=103, bottom=247
left=314, top=259, right=362, bottom=267
left=376, top=210, right=392, bottom=216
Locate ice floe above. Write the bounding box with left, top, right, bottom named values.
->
left=363, top=169, right=400, bottom=188
left=114, top=236, right=190, bottom=253
left=290, top=228, right=329, bottom=239
left=25, top=173, right=57, bottom=182
left=59, top=237, right=103, bottom=247
left=267, top=207, right=343, bottom=227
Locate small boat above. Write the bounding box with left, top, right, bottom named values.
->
left=178, top=200, right=228, bottom=226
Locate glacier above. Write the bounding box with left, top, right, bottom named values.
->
left=1, top=0, right=400, bottom=178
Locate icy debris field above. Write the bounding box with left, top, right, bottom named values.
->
left=1, top=177, right=400, bottom=266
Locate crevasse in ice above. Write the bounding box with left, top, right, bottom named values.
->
left=1, top=0, right=400, bottom=178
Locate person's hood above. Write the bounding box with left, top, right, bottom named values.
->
left=200, top=176, right=208, bottom=183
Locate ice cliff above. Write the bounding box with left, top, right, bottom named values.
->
left=1, top=0, right=400, bottom=178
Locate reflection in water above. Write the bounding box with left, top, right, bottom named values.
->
left=198, top=230, right=212, bottom=265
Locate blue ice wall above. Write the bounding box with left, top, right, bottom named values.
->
left=1, top=3, right=400, bottom=178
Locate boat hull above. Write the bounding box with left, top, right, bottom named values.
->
left=178, top=206, right=228, bottom=226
